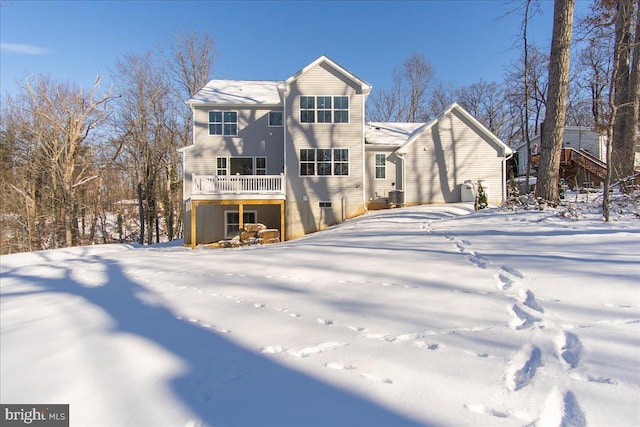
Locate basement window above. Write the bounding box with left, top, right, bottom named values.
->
left=319, top=201, right=332, bottom=208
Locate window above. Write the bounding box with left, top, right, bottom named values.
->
left=300, top=149, right=315, bottom=176
left=317, top=96, right=332, bottom=123
left=225, top=210, right=257, bottom=239
left=299, top=148, right=349, bottom=176
left=375, top=153, right=386, bottom=179
left=333, top=149, right=349, bottom=176
left=317, top=149, right=332, bottom=176
left=209, top=111, right=237, bottom=136
left=216, top=157, right=228, bottom=175
left=319, top=202, right=332, bottom=208
left=269, top=111, right=283, bottom=127
left=334, top=96, right=349, bottom=123
left=299, top=96, right=349, bottom=124
left=300, top=96, right=315, bottom=123
left=256, top=157, right=267, bottom=175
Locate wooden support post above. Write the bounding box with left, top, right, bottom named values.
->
left=190, top=200, right=197, bottom=250
left=238, top=203, right=244, bottom=235
left=280, top=201, right=285, bottom=241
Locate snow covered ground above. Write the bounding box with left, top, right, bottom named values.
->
left=1, top=202, right=639, bottom=426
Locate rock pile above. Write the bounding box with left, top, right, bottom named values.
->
left=218, top=223, right=280, bottom=248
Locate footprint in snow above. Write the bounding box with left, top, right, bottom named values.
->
left=468, top=254, right=489, bottom=269
left=288, top=342, right=347, bottom=358
left=497, top=273, right=514, bottom=290
left=253, top=303, right=265, bottom=308
left=465, top=404, right=508, bottom=418
left=325, top=362, right=356, bottom=370
left=317, top=318, right=334, bottom=326
left=539, top=389, right=586, bottom=427
left=522, top=289, right=544, bottom=313
left=360, top=373, right=393, bottom=384
left=505, top=343, right=542, bottom=391
left=501, top=266, right=524, bottom=279
left=348, top=325, right=366, bottom=332
left=559, top=331, right=582, bottom=369
left=414, top=341, right=440, bottom=350
left=509, top=304, right=542, bottom=330
left=260, top=345, right=286, bottom=354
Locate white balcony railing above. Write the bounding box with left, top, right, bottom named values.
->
left=192, top=173, right=284, bottom=195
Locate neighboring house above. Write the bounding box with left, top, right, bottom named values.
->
left=514, top=127, right=607, bottom=177
left=180, top=56, right=513, bottom=248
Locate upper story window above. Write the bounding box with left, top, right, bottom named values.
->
left=300, top=96, right=315, bottom=123
left=299, top=148, right=349, bottom=176
left=269, top=111, right=283, bottom=127
left=375, top=153, right=386, bottom=179
left=299, top=96, right=349, bottom=124
left=209, top=111, right=237, bottom=136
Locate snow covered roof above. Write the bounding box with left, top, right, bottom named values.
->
left=365, top=122, right=427, bottom=146
left=188, top=80, right=282, bottom=106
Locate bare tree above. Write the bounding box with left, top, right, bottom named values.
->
left=1, top=74, right=117, bottom=250
left=367, top=53, right=435, bottom=122
left=536, top=0, right=576, bottom=204
left=456, top=80, right=509, bottom=139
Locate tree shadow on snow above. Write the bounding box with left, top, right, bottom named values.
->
left=1, top=254, right=428, bottom=427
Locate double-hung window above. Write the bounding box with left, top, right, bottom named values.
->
left=300, top=149, right=315, bottom=176
left=299, top=148, right=349, bottom=176
left=216, top=157, right=228, bottom=175
left=316, top=97, right=332, bottom=123
left=256, top=157, right=267, bottom=175
left=299, top=96, right=349, bottom=124
left=375, top=153, right=386, bottom=179
left=334, top=96, right=349, bottom=123
left=300, top=97, right=315, bottom=123
left=333, top=149, right=349, bottom=175
left=209, top=111, right=238, bottom=136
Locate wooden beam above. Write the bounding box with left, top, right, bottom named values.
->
left=238, top=203, right=244, bottom=235
left=280, top=200, right=285, bottom=241
left=190, top=200, right=197, bottom=250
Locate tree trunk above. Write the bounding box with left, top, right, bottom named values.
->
left=137, top=183, right=145, bottom=245
left=535, top=0, right=575, bottom=204
left=612, top=0, right=640, bottom=185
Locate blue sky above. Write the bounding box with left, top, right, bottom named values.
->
left=1, top=1, right=592, bottom=98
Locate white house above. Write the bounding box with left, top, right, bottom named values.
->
left=180, top=56, right=513, bottom=248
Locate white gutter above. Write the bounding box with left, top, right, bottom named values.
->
left=397, top=152, right=406, bottom=202
left=361, top=92, right=366, bottom=211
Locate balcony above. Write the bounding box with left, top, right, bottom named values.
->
left=191, top=173, right=285, bottom=200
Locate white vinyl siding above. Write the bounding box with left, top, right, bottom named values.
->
left=402, top=109, right=506, bottom=205
left=184, top=107, right=284, bottom=200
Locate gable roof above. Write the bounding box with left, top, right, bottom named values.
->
left=395, top=103, right=513, bottom=157
left=278, top=55, right=372, bottom=94
left=187, top=80, right=282, bottom=106
left=365, top=122, right=427, bottom=146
